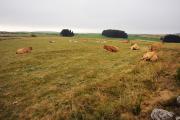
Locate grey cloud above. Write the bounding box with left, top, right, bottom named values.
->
left=0, top=0, right=180, bottom=33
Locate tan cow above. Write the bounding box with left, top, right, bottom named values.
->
left=16, top=47, right=32, bottom=54
left=150, top=43, right=162, bottom=51
left=103, top=45, right=119, bottom=52
left=130, top=43, right=140, bottom=50
left=141, top=51, right=158, bottom=61
left=150, top=54, right=158, bottom=62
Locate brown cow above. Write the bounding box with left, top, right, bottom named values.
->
left=130, top=43, right=140, bottom=50
left=150, top=43, right=162, bottom=51
left=16, top=47, right=32, bottom=54
left=103, top=45, right=119, bottom=52
left=141, top=51, right=158, bottom=61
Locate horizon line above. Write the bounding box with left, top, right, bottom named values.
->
left=0, top=30, right=169, bottom=35
left=0, top=25, right=179, bottom=34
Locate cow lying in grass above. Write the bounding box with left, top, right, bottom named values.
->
left=150, top=43, right=162, bottom=51
left=103, top=45, right=119, bottom=52
left=140, top=42, right=162, bottom=61
left=131, top=43, right=140, bottom=50
left=141, top=51, right=158, bottom=61
left=16, top=47, right=32, bottom=54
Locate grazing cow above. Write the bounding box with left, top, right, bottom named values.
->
left=141, top=51, right=158, bottom=61
left=130, top=43, right=140, bottom=50
left=16, top=47, right=32, bottom=54
left=150, top=43, right=162, bottom=51
left=103, top=45, right=119, bottom=52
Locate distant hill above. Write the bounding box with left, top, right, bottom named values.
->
left=0, top=31, right=59, bottom=37
left=0, top=31, right=30, bottom=37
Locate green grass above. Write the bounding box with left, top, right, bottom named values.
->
left=128, top=34, right=161, bottom=41
left=76, top=33, right=105, bottom=39
left=0, top=35, right=179, bottom=120
left=1, top=32, right=162, bottom=41
left=76, top=33, right=162, bottom=41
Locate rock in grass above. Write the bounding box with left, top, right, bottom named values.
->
left=151, top=108, right=175, bottom=120
left=176, top=116, right=180, bottom=120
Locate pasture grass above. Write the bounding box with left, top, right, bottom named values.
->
left=0, top=36, right=179, bottom=120
left=77, top=34, right=162, bottom=41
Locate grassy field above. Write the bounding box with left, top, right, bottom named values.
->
left=0, top=32, right=162, bottom=41
left=0, top=35, right=179, bottom=120
left=77, top=34, right=162, bottom=42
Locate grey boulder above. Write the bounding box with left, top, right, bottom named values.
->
left=177, top=96, right=180, bottom=105
left=151, top=108, right=175, bottom=120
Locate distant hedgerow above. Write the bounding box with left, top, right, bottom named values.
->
left=102, top=29, right=128, bottom=38
left=31, top=34, right=37, bottom=37
left=60, top=29, right=74, bottom=37
left=161, top=34, right=180, bottom=43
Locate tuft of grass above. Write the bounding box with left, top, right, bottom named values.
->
left=176, top=68, right=180, bottom=81
left=132, top=95, right=143, bottom=116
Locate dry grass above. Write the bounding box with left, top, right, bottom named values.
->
left=0, top=36, right=179, bottom=120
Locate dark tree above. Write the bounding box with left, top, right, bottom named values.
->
left=102, top=29, right=128, bottom=38
left=31, top=34, right=37, bottom=37
left=161, top=34, right=180, bottom=43
left=60, top=29, right=74, bottom=37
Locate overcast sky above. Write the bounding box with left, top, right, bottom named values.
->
left=0, top=0, right=180, bottom=33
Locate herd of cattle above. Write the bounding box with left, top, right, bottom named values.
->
left=16, top=40, right=162, bottom=62
left=103, top=41, right=161, bottom=62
